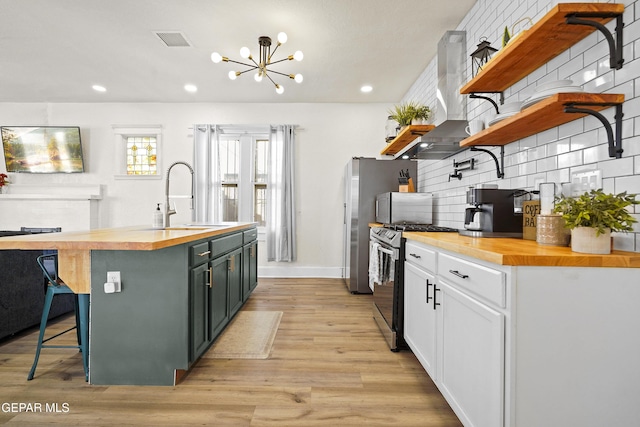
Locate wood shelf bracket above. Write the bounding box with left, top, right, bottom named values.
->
left=470, top=146, right=505, bottom=179
left=564, top=102, right=624, bottom=158
left=469, top=93, right=502, bottom=114
left=566, top=12, right=624, bottom=69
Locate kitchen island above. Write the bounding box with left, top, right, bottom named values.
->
left=0, top=223, right=258, bottom=386
left=401, top=231, right=640, bottom=427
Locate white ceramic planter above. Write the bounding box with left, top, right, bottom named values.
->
left=570, top=227, right=611, bottom=254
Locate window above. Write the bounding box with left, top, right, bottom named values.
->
left=126, top=136, right=157, bottom=175
left=217, top=134, right=268, bottom=226
left=112, top=125, right=162, bottom=179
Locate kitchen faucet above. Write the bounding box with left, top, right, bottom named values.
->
left=165, top=161, right=194, bottom=228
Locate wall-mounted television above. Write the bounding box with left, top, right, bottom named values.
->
left=1, top=126, right=84, bottom=173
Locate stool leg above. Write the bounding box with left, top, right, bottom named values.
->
left=77, top=294, right=90, bottom=382
left=27, top=286, right=55, bottom=380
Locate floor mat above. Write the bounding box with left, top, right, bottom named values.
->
left=202, top=311, right=282, bottom=359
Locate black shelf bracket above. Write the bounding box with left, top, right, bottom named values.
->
left=469, top=93, right=501, bottom=115
left=564, top=102, right=624, bottom=158
left=470, top=146, right=505, bottom=179
left=566, top=12, right=624, bottom=70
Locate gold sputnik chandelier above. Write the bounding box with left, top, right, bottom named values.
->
left=211, top=32, right=303, bottom=94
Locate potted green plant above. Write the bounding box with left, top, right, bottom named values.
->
left=553, top=189, right=639, bottom=254
left=388, top=101, right=430, bottom=128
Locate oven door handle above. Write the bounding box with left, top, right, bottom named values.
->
left=376, top=246, right=395, bottom=256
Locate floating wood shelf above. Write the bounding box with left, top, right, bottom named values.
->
left=380, top=125, right=435, bottom=156
left=460, top=3, right=624, bottom=94
left=460, top=92, right=624, bottom=148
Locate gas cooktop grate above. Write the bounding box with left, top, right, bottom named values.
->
left=384, top=224, right=459, bottom=232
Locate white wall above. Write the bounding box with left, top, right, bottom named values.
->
left=0, top=102, right=391, bottom=276
left=403, top=0, right=640, bottom=252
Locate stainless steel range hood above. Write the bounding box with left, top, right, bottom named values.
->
left=400, top=30, right=468, bottom=160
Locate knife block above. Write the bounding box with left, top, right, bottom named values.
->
left=399, top=178, right=415, bottom=193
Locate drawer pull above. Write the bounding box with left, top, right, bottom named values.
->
left=197, top=250, right=211, bottom=257
left=449, top=269, right=469, bottom=279
left=409, top=253, right=421, bottom=259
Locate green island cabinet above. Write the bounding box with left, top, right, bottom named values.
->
left=89, top=226, right=258, bottom=386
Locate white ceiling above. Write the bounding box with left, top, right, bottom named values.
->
left=0, top=0, right=475, bottom=103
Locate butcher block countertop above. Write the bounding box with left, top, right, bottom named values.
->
left=403, top=232, right=640, bottom=268
left=0, top=223, right=256, bottom=251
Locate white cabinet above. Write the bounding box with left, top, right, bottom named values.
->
left=404, top=241, right=506, bottom=427
left=404, top=238, right=640, bottom=427
left=437, top=280, right=504, bottom=427
left=404, top=261, right=437, bottom=378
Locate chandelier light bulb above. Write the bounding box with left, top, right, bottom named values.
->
left=213, top=33, right=302, bottom=94
left=211, top=52, right=222, bottom=63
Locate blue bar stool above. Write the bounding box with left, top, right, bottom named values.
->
left=27, top=253, right=89, bottom=381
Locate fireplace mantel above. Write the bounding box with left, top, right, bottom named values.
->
left=0, top=184, right=103, bottom=232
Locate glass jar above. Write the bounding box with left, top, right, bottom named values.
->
left=385, top=116, right=398, bottom=142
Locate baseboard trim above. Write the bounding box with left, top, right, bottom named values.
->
left=258, top=266, right=343, bottom=278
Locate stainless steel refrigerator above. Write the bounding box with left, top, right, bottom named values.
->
left=342, top=157, right=417, bottom=294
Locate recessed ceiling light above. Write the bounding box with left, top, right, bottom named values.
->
left=92, top=85, right=106, bottom=92
left=360, top=85, right=373, bottom=93
left=184, top=84, right=198, bottom=93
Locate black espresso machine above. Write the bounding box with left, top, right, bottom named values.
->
left=458, top=186, right=524, bottom=238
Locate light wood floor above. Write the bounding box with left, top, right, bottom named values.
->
left=0, top=278, right=461, bottom=426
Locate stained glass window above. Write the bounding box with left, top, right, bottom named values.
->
left=126, top=136, right=157, bottom=175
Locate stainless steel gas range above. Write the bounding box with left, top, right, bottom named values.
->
left=370, top=223, right=458, bottom=351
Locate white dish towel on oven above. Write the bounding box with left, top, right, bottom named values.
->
left=368, top=241, right=381, bottom=291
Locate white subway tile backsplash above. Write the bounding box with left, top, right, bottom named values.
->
left=537, top=127, right=559, bottom=145
left=559, top=119, right=584, bottom=139
left=583, top=143, right=610, bottom=164
left=408, top=0, right=640, bottom=249
left=557, top=150, right=583, bottom=169
left=536, top=155, right=557, bottom=172
left=570, top=129, right=599, bottom=150
left=560, top=55, right=585, bottom=80
left=599, top=156, right=634, bottom=177
left=547, top=137, right=571, bottom=156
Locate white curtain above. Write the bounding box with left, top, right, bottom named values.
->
left=266, top=125, right=296, bottom=262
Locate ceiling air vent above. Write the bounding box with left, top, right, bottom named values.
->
left=154, top=31, right=191, bottom=47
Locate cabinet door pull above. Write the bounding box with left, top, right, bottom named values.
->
left=208, top=267, right=213, bottom=288
left=198, top=250, right=211, bottom=257
left=409, top=253, right=421, bottom=259
left=229, top=254, right=235, bottom=272
left=426, top=279, right=432, bottom=303
left=449, top=269, right=469, bottom=279
left=433, top=284, right=441, bottom=309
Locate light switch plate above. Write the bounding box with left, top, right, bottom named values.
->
left=570, top=169, right=602, bottom=196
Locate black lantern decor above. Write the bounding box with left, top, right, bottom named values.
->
left=471, top=38, right=498, bottom=77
